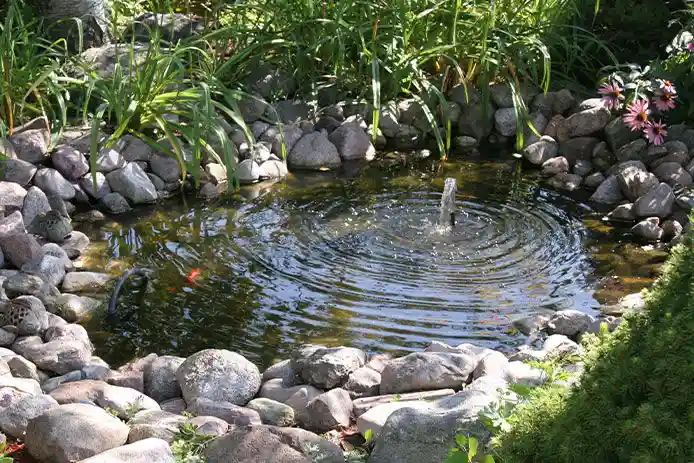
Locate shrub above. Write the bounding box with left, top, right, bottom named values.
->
left=496, top=211, right=694, bottom=462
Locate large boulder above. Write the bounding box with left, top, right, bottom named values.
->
left=380, top=352, right=477, bottom=394
left=51, top=145, right=89, bottom=181
left=292, top=346, right=366, bottom=389
left=106, top=163, right=158, bottom=204
left=633, top=183, right=675, bottom=218
left=616, top=162, right=659, bottom=201
left=0, top=393, right=58, bottom=438
left=0, top=158, right=37, bottom=186
left=176, top=349, right=261, bottom=405
left=565, top=105, right=611, bottom=137
left=203, top=425, right=344, bottom=463
left=33, top=168, right=75, bottom=201
left=49, top=380, right=159, bottom=419
left=9, top=129, right=48, bottom=163
left=78, top=437, right=175, bottom=463
left=25, top=403, right=130, bottom=463
left=328, top=122, right=376, bottom=161
left=287, top=132, right=342, bottom=170
left=143, top=355, right=185, bottom=403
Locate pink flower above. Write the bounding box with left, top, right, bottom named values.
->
left=657, top=79, right=677, bottom=95
left=644, top=120, right=667, bottom=145
left=623, top=99, right=650, bottom=132
left=598, top=82, right=625, bottom=110
left=653, top=92, right=677, bottom=111
left=687, top=42, right=694, bottom=52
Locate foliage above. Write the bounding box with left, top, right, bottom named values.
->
left=0, top=441, right=14, bottom=463
left=446, top=435, right=495, bottom=463
left=495, top=212, right=694, bottom=462
left=170, top=422, right=215, bottom=463
left=649, top=28, right=694, bottom=124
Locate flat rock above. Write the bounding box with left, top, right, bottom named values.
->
left=25, top=403, right=129, bottom=462
left=127, top=410, right=187, bottom=443
left=0, top=158, right=37, bottom=186
left=186, top=397, right=261, bottom=425
left=380, top=352, right=477, bottom=394
left=62, top=271, right=112, bottom=292
left=357, top=401, right=429, bottom=438
left=0, top=393, right=58, bottom=438
left=77, top=437, right=175, bottom=463
left=509, top=334, right=583, bottom=362
left=258, top=378, right=322, bottom=404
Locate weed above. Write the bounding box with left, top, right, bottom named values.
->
left=170, top=422, right=215, bottom=463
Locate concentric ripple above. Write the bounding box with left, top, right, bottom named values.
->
left=86, top=163, right=603, bottom=367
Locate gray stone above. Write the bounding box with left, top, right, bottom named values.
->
left=288, top=133, right=342, bottom=170
left=237, top=159, right=261, bottom=185
left=494, top=108, right=517, bottom=136
left=25, top=403, right=130, bottom=463
left=0, top=158, right=37, bottom=187
left=584, top=172, right=606, bottom=189
left=607, top=203, right=636, bottom=221
left=633, top=183, right=674, bottom=218
left=143, top=355, right=184, bottom=403
left=292, top=346, right=366, bottom=389
left=127, top=11, right=203, bottom=41
left=33, top=168, right=75, bottom=201
left=632, top=217, right=664, bottom=241
left=653, top=162, right=693, bottom=187
left=603, top=117, right=640, bottom=152
left=258, top=160, right=288, bottom=180
left=509, top=334, right=582, bottom=362
left=55, top=294, right=101, bottom=323
left=2, top=272, right=45, bottom=298
left=79, top=172, right=112, bottom=200
left=149, top=153, right=181, bottom=183
left=127, top=410, right=187, bottom=443
left=266, top=124, right=304, bottom=157
left=106, top=163, right=158, bottom=204
left=102, top=192, right=132, bottom=214
left=186, top=397, right=261, bottom=425
left=247, top=398, right=296, bottom=427
left=548, top=173, right=582, bottom=192
left=95, top=148, right=126, bottom=173
left=591, top=140, right=616, bottom=172
left=573, top=159, right=593, bottom=177
left=662, top=218, right=684, bottom=240
left=60, top=231, right=90, bottom=259
left=258, top=379, right=322, bottom=405
left=50, top=379, right=159, bottom=419
left=541, top=156, right=569, bottom=175
left=560, top=137, right=600, bottom=164
left=203, top=425, right=344, bottom=463
left=0, top=181, right=27, bottom=211
left=177, top=349, right=261, bottom=405
left=267, top=100, right=312, bottom=124
left=602, top=293, right=646, bottom=316
left=380, top=352, right=477, bottom=394
left=566, top=105, right=611, bottom=137
left=62, top=272, right=111, bottom=293
left=458, top=103, right=495, bottom=141
left=0, top=393, right=58, bottom=437
left=503, top=361, right=548, bottom=386
left=305, top=388, right=352, bottom=433
left=357, top=401, right=429, bottom=438
left=553, top=89, right=575, bottom=114
left=642, top=145, right=669, bottom=166
left=523, top=136, right=558, bottom=165
left=261, top=359, right=294, bottom=382
left=546, top=309, right=595, bottom=336
left=343, top=366, right=381, bottom=398
left=51, top=145, right=89, bottom=181
left=21, top=187, right=52, bottom=230
left=285, top=385, right=324, bottom=426
left=78, top=437, right=175, bottom=463
left=544, top=115, right=569, bottom=142
left=394, top=124, right=423, bottom=151
left=187, top=415, right=229, bottom=437
left=615, top=139, right=648, bottom=163
left=0, top=328, right=15, bottom=347
left=329, top=122, right=376, bottom=161
left=21, top=337, right=92, bottom=375
left=0, top=375, right=41, bottom=395
left=471, top=351, right=509, bottom=380
left=21, top=255, right=65, bottom=288
left=0, top=295, right=48, bottom=335
left=353, top=388, right=454, bottom=418
left=589, top=175, right=624, bottom=204
left=119, top=135, right=153, bottom=162
left=9, top=129, right=48, bottom=164
left=370, top=376, right=508, bottom=463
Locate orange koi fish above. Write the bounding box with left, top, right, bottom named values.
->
left=185, top=269, right=202, bottom=285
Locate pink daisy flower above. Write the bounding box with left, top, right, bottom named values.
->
left=687, top=42, right=694, bottom=52
left=653, top=92, right=677, bottom=111
left=657, top=79, right=676, bottom=95
left=623, top=99, right=650, bottom=132
left=598, top=82, right=625, bottom=110
left=644, top=120, right=667, bottom=145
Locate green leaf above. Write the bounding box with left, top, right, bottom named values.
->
left=445, top=448, right=468, bottom=463
left=467, top=436, right=478, bottom=459
left=455, top=434, right=468, bottom=449
left=364, top=429, right=374, bottom=442
left=483, top=455, right=496, bottom=463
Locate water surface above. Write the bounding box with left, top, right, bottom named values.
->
left=78, top=157, right=661, bottom=368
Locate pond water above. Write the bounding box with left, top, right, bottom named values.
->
left=78, top=155, right=664, bottom=369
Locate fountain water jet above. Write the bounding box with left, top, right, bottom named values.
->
left=439, top=177, right=457, bottom=228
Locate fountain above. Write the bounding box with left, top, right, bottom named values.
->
left=439, top=177, right=457, bottom=228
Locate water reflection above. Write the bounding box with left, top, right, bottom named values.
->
left=80, top=158, right=654, bottom=368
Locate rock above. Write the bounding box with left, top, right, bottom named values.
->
left=143, top=355, right=184, bottom=403
left=60, top=231, right=90, bottom=259
left=541, top=156, right=569, bottom=175
left=546, top=309, right=595, bottom=337
left=357, top=401, right=429, bottom=438
left=149, top=153, right=181, bottom=184
left=592, top=141, right=617, bottom=171
left=662, top=218, right=684, bottom=240
left=632, top=217, right=664, bottom=241
left=127, top=410, right=186, bottom=443
left=186, top=397, right=261, bottom=425
left=62, top=272, right=111, bottom=293
left=503, top=361, right=548, bottom=386
left=51, top=145, right=89, bottom=181
left=127, top=11, right=202, bottom=41
left=0, top=158, right=37, bottom=187
left=615, top=138, right=647, bottom=163
left=79, top=172, right=111, bottom=200
left=261, top=359, right=294, bottom=382
left=548, top=173, right=582, bottom=191
left=9, top=129, right=47, bottom=163
left=0, top=295, right=48, bottom=335
left=343, top=366, right=381, bottom=398
left=292, top=346, right=366, bottom=389
left=177, top=349, right=261, bottom=406
left=2, top=273, right=45, bottom=298
left=305, top=388, right=352, bottom=433
left=494, top=108, right=517, bottom=136
left=0, top=393, right=58, bottom=438
left=607, top=203, right=636, bottom=221
left=55, top=294, right=100, bottom=322
left=106, top=162, right=159, bottom=204
left=393, top=124, right=424, bottom=150
left=590, top=175, right=624, bottom=204
left=573, top=159, right=592, bottom=177
left=50, top=380, right=159, bottom=418
left=0, top=375, right=42, bottom=395
left=258, top=379, right=322, bottom=405
left=20, top=256, right=65, bottom=288
left=602, top=293, right=646, bottom=316
left=0, top=329, right=15, bottom=347
left=472, top=351, right=509, bottom=379
left=369, top=376, right=508, bottom=463
left=458, top=103, right=495, bottom=141
left=329, top=122, right=376, bottom=161
left=25, top=403, right=130, bottom=462
left=287, top=132, right=341, bottom=170
left=236, top=159, right=261, bottom=185
left=560, top=137, right=600, bottom=164
left=247, top=398, right=296, bottom=427
left=257, top=160, right=288, bottom=180
left=33, top=168, right=75, bottom=201
left=633, top=183, right=674, bottom=218
left=544, top=115, right=569, bottom=142
left=266, top=124, right=304, bottom=157
left=642, top=145, right=669, bottom=166
left=267, top=100, right=312, bottom=124
left=27, top=210, right=72, bottom=243
left=21, top=338, right=92, bottom=375
left=523, top=136, right=558, bottom=165
left=552, top=89, right=575, bottom=114
left=509, top=334, right=582, bottom=362
left=584, top=172, right=606, bottom=189
left=566, top=105, right=611, bottom=137
left=380, top=352, right=476, bottom=394
left=94, top=148, right=126, bottom=173
left=187, top=415, right=229, bottom=437
left=22, top=186, right=52, bottom=229
left=0, top=181, right=28, bottom=211
left=604, top=117, right=641, bottom=152
left=118, top=135, right=154, bottom=162
left=78, top=437, right=175, bottom=463
left=653, top=162, right=693, bottom=187
left=284, top=385, right=324, bottom=426
left=102, top=192, right=132, bottom=214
